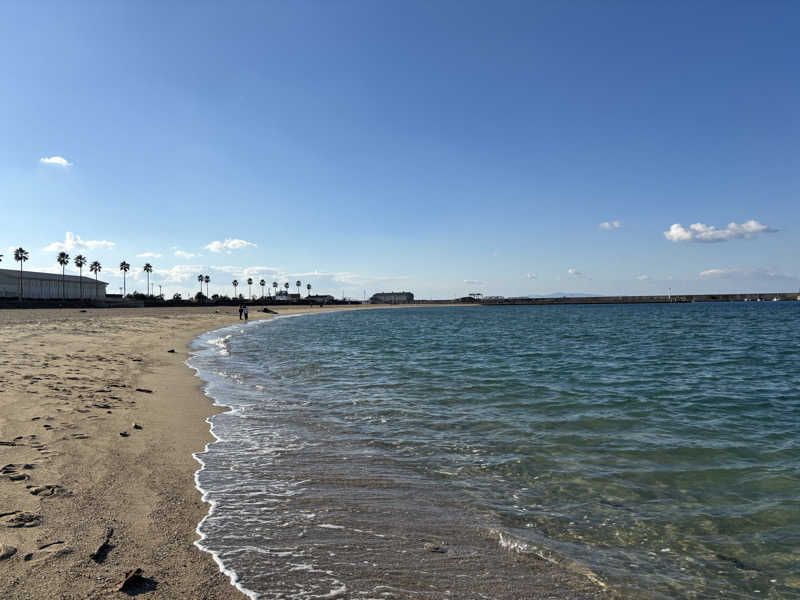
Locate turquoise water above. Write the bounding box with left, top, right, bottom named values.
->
left=191, top=304, right=800, bottom=599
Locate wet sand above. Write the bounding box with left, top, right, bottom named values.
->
left=0, top=304, right=613, bottom=599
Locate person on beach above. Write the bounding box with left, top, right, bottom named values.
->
left=243, top=305, right=249, bottom=321
left=238, top=304, right=243, bottom=320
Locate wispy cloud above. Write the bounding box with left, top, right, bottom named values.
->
left=699, top=267, right=799, bottom=282
left=523, top=273, right=536, bottom=280
left=174, top=250, right=199, bottom=259
left=205, top=238, right=257, bottom=254
left=40, top=156, right=72, bottom=167
left=210, top=265, right=281, bottom=279
left=567, top=268, right=589, bottom=279
left=599, top=220, right=621, bottom=230
left=153, top=264, right=205, bottom=283
left=137, top=252, right=162, bottom=258
left=44, top=232, right=115, bottom=252
left=635, top=274, right=650, bottom=281
left=463, top=279, right=484, bottom=285
left=664, top=220, right=777, bottom=243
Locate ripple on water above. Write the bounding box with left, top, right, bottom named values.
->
left=190, top=304, right=800, bottom=599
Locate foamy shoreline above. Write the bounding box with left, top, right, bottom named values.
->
left=0, top=304, right=402, bottom=599
left=0, top=302, right=607, bottom=600
left=182, top=306, right=614, bottom=600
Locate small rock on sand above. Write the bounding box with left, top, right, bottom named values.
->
left=133, top=423, right=143, bottom=430
left=0, top=544, right=17, bottom=560
left=135, top=388, right=153, bottom=394
left=119, top=431, right=129, bottom=437
left=119, top=567, right=144, bottom=592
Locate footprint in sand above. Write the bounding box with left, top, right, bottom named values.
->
left=23, top=540, right=72, bottom=562
left=26, top=484, right=69, bottom=497
left=1, top=463, right=35, bottom=482
left=0, top=544, right=17, bottom=560
left=69, top=433, right=89, bottom=440
left=0, top=511, right=41, bottom=528
left=28, top=440, right=57, bottom=457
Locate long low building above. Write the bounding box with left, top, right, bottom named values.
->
left=370, top=291, right=414, bottom=304
left=0, top=268, right=108, bottom=300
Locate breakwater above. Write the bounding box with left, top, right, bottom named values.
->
left=482, top=293, right=798, bottom=306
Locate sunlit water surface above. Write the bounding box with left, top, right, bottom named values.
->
left=190, top=304, right=800, bottom=599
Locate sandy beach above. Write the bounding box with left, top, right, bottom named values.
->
left=0, top=304, right=608, bottom=600
left=0, top=304, right=382, bottom=599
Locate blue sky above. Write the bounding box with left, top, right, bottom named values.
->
left=1, top=1, right=798, bottom=298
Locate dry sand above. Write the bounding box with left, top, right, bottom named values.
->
left=0, top=303, right=610, bottom=600
left=0, top=304, right=387, bottom=599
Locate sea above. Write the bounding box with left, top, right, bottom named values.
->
left=188, top=303, right=800, bottom=600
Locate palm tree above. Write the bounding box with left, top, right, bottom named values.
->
left=197, top=274, right=204, bottom=296
left=307, top=283, right=312, bottom=297
left=272, top=281, right=278, bottom=297
left=143, top=263, right=153, bottom=296
left=14, top=247, right=29, bottom=300
left=204, top=275, right=210, bottom=298
left=296, top=280, right=301, bottom=297
left=260, top=279, right=266, bottom=299
left=247, top=277, right=253, bottom=299
left=284, top=282, right=290, bottom=299
left=90, top=261, right=102, bottom=299
left=74, top=254, right=87, bottom=300
left=119, top=261, right=130, bottom=296
left=232, top=279, right=239, bottom=298
left=57, top=251, right=70, bottom=300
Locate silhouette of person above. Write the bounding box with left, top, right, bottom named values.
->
left=243, top=305, right=249, bottom=321
left=238, top=304, right=243, bottom=320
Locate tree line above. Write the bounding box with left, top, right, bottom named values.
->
left=1, top=247, right=142, bottom=300
left=2, top=248, right=315, bottom=303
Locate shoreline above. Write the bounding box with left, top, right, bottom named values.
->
left=186, top=308, right=613, bottom=600
left=1, top=303, right=608, bottom=599
left=0, top=304, right=397, bottom=598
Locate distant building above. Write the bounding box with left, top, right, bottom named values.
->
left=0, top=268, right=108, bottom=300
left=274, top=290, right=302, bottom=302
left=370, top=291, right=414, bottom=304
left=309, top=294, right=335, bottom=304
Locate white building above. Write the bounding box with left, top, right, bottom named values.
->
left=0, top=268, right=108, bottom=300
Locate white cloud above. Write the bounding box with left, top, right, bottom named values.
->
left=523, top=273, right=537, bottom=280
left=698, top=267, right=798, bottom=282
left=137, top=252, right=162, bottom=258
left=567, top=268, right=588, bottom=278
left=153, top=264, right=205, bottom=283
left=174, top=250, right=199, bottom=259
left=44, top=232, right=115, bottom=252
left=599, top=220, right=621, bottom=230
left=664, top=220, right=777, bottom=243
left=205, top=238, right=257, bottom=253
left=210, top=265, right=281, bottom=279
left=463, top=279, right=484, bottom=285
left=635, top=274, right=650, bottom=281
left=40, top=156, right=72, bottom=167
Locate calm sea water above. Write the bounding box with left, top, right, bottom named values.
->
left=189, top=304, right=800, bottom=599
